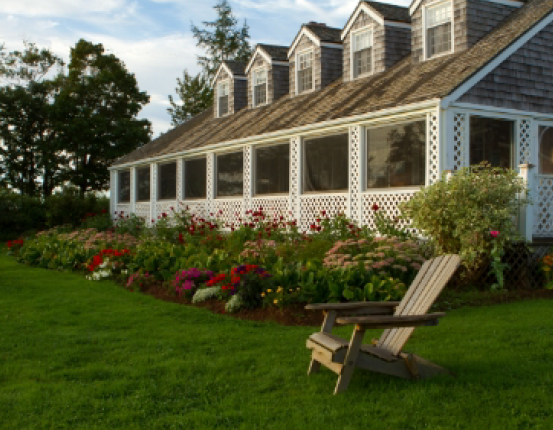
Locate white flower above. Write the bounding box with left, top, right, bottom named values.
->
left=92, top=273, right=101, bottom=281
left=121, top=270, right=128, bottom=275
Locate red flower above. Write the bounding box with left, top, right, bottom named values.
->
left=316, top=218, right=321, bottom=223
left=162, top=213, right=168, bottom=218
left=321, top=210, right=326, bottom=216
left=178, top=233, right=184, bottom=244
left=371, top=203, right=379, bottom=212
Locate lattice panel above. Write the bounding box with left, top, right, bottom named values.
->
left=243, top=145, right=252, bottom=214
left=427, top=112, right=440, bottom=185
left=299, top=195, right=348, bottom=232
left=251, top=197, right=290, bottom=221
left=534, top=176, right=553, bottom=237
left=290, top=137, right=301, bottom=221
left=151, top=164, right=157, bottom=221
left=349, top=126, right=362, bottom=223
left=156, top=201, right=177, bottom=222
left=116, top=204, right=130, bottom=217
left=110, top=170, right=116, bottom=219
left=361, top=191, right=417, bottom=232
left=452, top=113, right=467, bottom=171
left=206, top=154, right=214, bottom=215
left=135, top=203, right=151, bottom=222
left=130, top=168, right=136, bottom=212
left=518, top=119, right=532, bottom=165
left=177, top=159, right=183, bottom=202
left=183, top=201, right=208, bottom=220
left=213, top=199, right=243, bottom=228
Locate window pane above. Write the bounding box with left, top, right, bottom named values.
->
left=539, top=126, right=553, bottom=174
left=427, top=3, right=451, bottom=26
left=185, top=158, right=207, bottom=199
left=298, top=68, right=312, bottom=93
left=158, top=162, right=177, bottom=200
left=470, top=116, right=514, bottom=169
left=255, top=143, right=290, bottom=195
left=366, top=121, right=426, bottom=188
left=136, top=167, right=150, bottom=201
left=303, top=134, right=349, bottom=192
left=354, top=48, right=372, bottom=77
left=219, top=95, right=229, bottom=116
left=428, top=22, right=451, bottom=57
left=217, top=152, right=243, bottom=197
left=118, top=170, right=130, bottom=203
left=255, top=84, right=267, bottom=105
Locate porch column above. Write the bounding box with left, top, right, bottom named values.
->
left=290, top=136, right=302, bottom=223
left=244, top=145, right=253, bottom=215
left=206, top=152, right=215, bottom=216
left=150, top=163, right=157, bottom=223
left=348, top=126, right=363, bottom=224
left=130, top=167, right=136, bottom=215
left=519, top=163, right=535, bottom=242
left=110, top=170, right=118, bottom=220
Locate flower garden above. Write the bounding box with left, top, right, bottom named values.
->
left=5, top=165, right=553, bottom=318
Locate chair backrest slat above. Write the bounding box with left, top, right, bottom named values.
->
left=377, top=254, right=461, bottom=356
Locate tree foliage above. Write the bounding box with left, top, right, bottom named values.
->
left=167, top=70, right=213, bottom=126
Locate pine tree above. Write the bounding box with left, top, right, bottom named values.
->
left=167, top=70, right=213, bottom=126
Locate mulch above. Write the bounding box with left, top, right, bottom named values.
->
left=132, top=282, right=553, bottom=327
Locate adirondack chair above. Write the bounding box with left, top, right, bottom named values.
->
left=305, top=254, right=461, bottom=394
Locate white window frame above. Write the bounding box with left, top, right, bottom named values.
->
left=157, top=161, right=177, bottom=201
left=135, top=165, right=151, bottom=202
left=350, top=26, right=374, bottom=80
left=422, top=0, right=454, bottom=61
left=182, top=156, right=208, bottom=201
left=217, top=79, right=230, bottom=118
left=215, top=150, right=244, bottom=199
left=253, top=142, right=290, bottom=197
left=118, top=169, right=131, bottom=203
left=252, top=67, right=269, bottom=107
left=295, top=48, right=315, bottom=95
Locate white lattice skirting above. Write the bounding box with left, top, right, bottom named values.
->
left=299, top=194, right=348, bottom=232
left=534, top=176, right=553, bottom=237
left=213, top=199, right=244, bottom=228
left=251, top=197, right=290, bottom=220
left=183, top=201, right=208, bottom=220
left=135, top=203, right=151, bottom=222
left=116, top=204, right=130, bottom=216
left=361, top=191, right=417, bottom=232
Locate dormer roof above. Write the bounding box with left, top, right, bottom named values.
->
left=245, top=44, right=289, bottom=73
left=288, top=23, right=342, bottom=58
left=211, top=60, right=247, bottom=86
left=409, top=0, right=525, bottom=14
left=342, top=1, right=411, bottom=40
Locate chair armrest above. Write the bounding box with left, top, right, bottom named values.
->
left=305, top=302, right=401, bottom=311
left=336, top=313, right=446, bottom=329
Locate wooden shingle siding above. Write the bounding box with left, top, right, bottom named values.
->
left=384, top=26, right=411, bottom=70
left=321, top=47, right=343, bottom=87
left=272, top=65, right=290, bottom=102
left=411, top=8, right=424, bottom=64
left=234, top=79, right=248, bottom=113
left=289, top=35, right=321, bottom=96
left=459, top=21, right=553, bottom=113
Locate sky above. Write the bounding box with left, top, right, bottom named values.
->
left=1, top=0, right=410, bottom=139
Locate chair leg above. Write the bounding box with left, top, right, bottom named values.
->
left=334, top=326, right=366, bottom=395
left=308, top=310, right=337, bottom=376
left=308, top=356, right=321, bottom=375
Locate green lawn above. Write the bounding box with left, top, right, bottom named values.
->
left=1, top=253, right=553, bottom=430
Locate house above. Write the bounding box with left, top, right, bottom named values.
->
left=110, top=0, right=553, bottom=241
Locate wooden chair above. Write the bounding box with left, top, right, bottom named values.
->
left=305, top=254, right=461, bottom=394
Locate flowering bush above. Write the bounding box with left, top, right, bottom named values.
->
left=541, top=253, right=553, bottom=290
left=126, top=272, right=156, bottom=292
left=173, top=268, right=214, bottom=298
left=6, top=238, right=24, bottom=255
left=86, top=248, right=131, bottom=281
left=401, top=162, right=528, bottom=285
left=261, top=285, right=302, bottom=309
left=342, top=275, right=406, bottom=302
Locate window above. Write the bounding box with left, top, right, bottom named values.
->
left=255, top=143, right=290, bottom=195
left=352, top=29, right=372, bottom=78
left=297, top=51, right=313, bottom=94
left=216, top=151, right=243, bottom=197
left=118, top=170, right=130, bottom=203
left=303, top=133, right=349, bottom=192
left=366, top=121, right=426, bottom=189
left=218, top=81, right=229, bottom=117
left=253, top=69, right=267, bottom=106
left=158, top=162, right=177, bottom=200
left=539, top=126, right=553, bottom=174
left=184, top=157, right=207, bottom=199
left=136, top=166, right=150, bottom=202
left=426, top=2, right=452, bottom=58
left=469, top=116, right=514, bottom=169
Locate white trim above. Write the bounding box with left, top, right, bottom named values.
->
left=211, top=63, right=234, bottom=86
left=295, top=48, right=315, bottom=96
left=272, top=61, right=290, bottom=67
left=449, top=102, right=553, bottom=121
left=217, top=79, right=230, bottom=118
left=350, top=26, right=375, bottom=81
left=109, top=99, right=441, bottom=169
left=422, top=0, right=454, bottom=62
left=320, top=43, right=343, bottom=49
left=288, top=27, right=320, bottom=58
left=252, top=141, right=291, bottom=196
left=442, top=11, right=553, bottom=107
left=252, top=66, right=269, bottom=108
left=245, top=47, right=273, bottom=73
left=410, top=0, right=518, bottom=15
left=384, top=21, right=412, bottom=29
left=341, top=2, right=384, bottom=40
left=234, top=76, right=248, bottom=81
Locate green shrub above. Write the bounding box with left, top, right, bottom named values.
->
left=401, top=163, right=528, bottom=288
left=45, top=187, right=109, bottom=228
left=0, top=190, right=46, bottom=239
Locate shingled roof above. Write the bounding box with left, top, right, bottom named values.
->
left=114, top=0, right=553, bottom=167
left=362, top=0, right=411, bottom=23
left=223, top=60, right=247, bottom=76
left=304, top=23, right=343, bottom=43
left=258, top=44, right=289, bottom=62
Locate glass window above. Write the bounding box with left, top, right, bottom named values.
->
left=255, top=143, right=290, bottom=195
left=539, top=126, right=553, bottom=174
left=184, top=157, right=207, bottom=199
left=136, top=166, right=150, bottom=202
left=303, top=134, right=349, bottom=192
left=469, top=116, right=514, bottom=169
left=254, top=69, right=267, bottom=106
left=353, top=30, right=372, bottom=78
left=118, top=170, right=130, bottom=203
left=216, top=151, right=243, bottom=197
left=218, top=81, right=229, bottom=117
left=297, top=51, right=313, bottom=94
left=366, top=121, right=426, bottom=188
left=158, top=162, right=177, bottom=200
left=426, top=2, right=452, bottom=58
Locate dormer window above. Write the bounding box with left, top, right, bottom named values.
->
left=218, top=81, right=229, bottom=117
left=297, top=51, right=313, bottom=94
left=352, top=29, right=373, bottom=78
left=425, top=1, right=452, bottom=59
left=253, top=68, right=268, bottom=107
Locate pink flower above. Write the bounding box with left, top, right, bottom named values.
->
left=490, top=231, right=499, bottom=238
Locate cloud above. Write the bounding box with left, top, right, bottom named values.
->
left=0, top=0, right=128, bottom=17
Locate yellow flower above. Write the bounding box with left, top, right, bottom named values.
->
left=296, top=287, right=300, bottom=291
left=267, top=289, right=272, bottom=293
left=261, top=292, right=265, bottom=297
left=544, top=267, right=551, bottom=272
left=289, top=289, right=293, bottom=292
left=274, top=299, right=278, bottom=304
left=277, top=287, right=283, bottom=293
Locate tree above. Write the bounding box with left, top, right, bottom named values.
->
left=0, top=41, right=65, bottom=196
left=55, top=39, right=151, bottom=196
left=167, top=70, right=213, bottom=126
left=191, top=0, right=252, bottom=80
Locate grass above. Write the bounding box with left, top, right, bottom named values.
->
left=1, top=253, right=553, bottom=430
